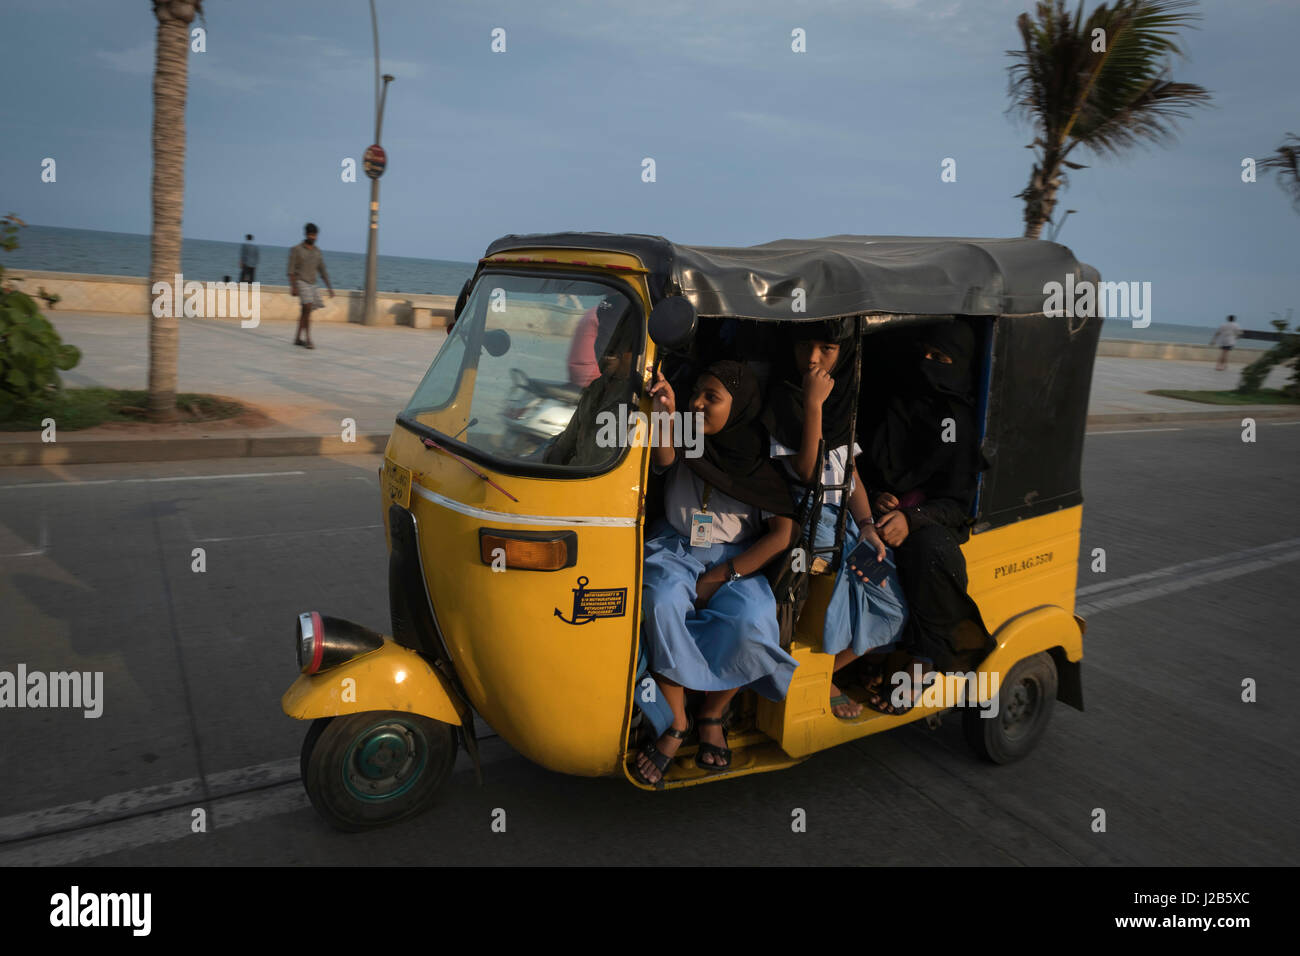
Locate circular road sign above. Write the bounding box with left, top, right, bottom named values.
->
left=363, top=144, right=387, bottom=179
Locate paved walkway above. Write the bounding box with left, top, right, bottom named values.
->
left=1, top=313, right=1294, bottom=463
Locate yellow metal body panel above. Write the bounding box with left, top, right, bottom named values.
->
left=758, top=506, right=1085, bottom=758
left=280, top=640, right=463, bottom=726
left=480, top=249, right=651, bottom=276
left=382, top=263, right=655, bottom=779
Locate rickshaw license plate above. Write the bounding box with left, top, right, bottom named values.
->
left=382, top=458, right=412, bottom=510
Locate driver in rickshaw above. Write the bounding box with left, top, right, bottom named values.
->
left=543, top=299, right=639, bottom=468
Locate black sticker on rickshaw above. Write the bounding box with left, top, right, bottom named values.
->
left=554, top=576, right=627, bottom=625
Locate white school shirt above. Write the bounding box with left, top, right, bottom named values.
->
left=769, top=438, right=861, bottom=508
left=658, top=459, right=770, bottom=544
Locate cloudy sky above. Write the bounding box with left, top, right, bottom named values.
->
left=3, top=0, right=1296, bottom=328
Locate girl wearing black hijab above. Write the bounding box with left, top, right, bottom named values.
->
left=764, top=319, right=908, bottom=720
left=858, top=319, right=996, bottom=713
left=632, top=360, right=800, bottom=786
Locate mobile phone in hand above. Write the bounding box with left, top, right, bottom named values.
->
left=846, top=540, right=891, bottom=586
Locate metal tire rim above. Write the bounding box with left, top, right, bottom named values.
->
left=342, top=719, right=429, bottom=801
left=1000, top=676, right=1041, bottom=742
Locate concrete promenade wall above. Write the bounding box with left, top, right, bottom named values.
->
left=4, top=269, right=456, bottom=326
left=1095, top=340, right=1265, bottom=365
left=2, top=271, right=1279, bottom=363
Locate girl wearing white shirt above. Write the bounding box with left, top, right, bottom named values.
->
left=764, top=320, right=907, bottom=720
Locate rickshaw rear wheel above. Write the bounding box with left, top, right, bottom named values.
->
left=300, top=711, right=457, bottom=831
left=962, top=652, right=1057, bottom=765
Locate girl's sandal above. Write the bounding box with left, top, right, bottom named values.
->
left=863, top=686, right=911, bottom=716
left=694, top=716, right=732, bottom=771
left=632, top=718, right=692, bottom=788
left=863, top=670, right=935, bottom=715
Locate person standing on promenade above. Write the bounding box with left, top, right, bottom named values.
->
left=1211, top=314, right=1242, bottom=370
left=239, top=234, right=258, bottom=283
left=288, top=222, right=333, bottom=349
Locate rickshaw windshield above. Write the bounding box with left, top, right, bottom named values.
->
left=398, top=272, right=644, bottom=472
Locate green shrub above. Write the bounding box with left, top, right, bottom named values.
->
left=0, top=214, right=81, bottom=420
left=1236, top=317, right=1300, bottom=395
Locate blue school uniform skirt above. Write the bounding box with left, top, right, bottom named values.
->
left=636, top=520, right=798, bottom=737
left=804, top=502, right=908, bottom=657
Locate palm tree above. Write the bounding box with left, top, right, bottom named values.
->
left=1007, top=0, right=1212, bottom=239
left=148, top=1, right=202, bottom=421
left=1259, top=133, right=1300, bottom=213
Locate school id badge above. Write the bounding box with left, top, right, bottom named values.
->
left=689, top=510, right=715, bottom=548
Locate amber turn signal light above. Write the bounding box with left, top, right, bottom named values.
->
left=478, top=529, right=577, bottom=571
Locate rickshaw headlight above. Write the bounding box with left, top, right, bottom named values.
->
left=296, top=611, right=322, bottom=673
left=296, top=611, right=386, bottom=675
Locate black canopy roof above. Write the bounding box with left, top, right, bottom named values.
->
left=483, top=232, right=1099, bottom=321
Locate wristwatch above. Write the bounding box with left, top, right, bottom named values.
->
left=726, top=559, right=742, bottom=583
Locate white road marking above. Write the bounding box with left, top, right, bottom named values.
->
left=1077, top=541, right=1300, bottom=616
left=0, top=790, right=313, bottom=867
left=192, top=524, right=382, bottom=543
left=0, top=514, right=48, bottom=558
left=1086, top=427, right=1183, bottom=435
left=0, top=471, right=306, bottom=491
left=0, top=757, right=299, bottom=842
left=1077, top=537, right=1300, bottom=597
left=0, top=735, right=507, bottom=864
left=1267, top=420, right=1300, bottom=426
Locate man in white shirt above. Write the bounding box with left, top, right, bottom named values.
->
left=1211, top=315, right=1242, bottom=370
left=288, top=222, right=334, bottom=349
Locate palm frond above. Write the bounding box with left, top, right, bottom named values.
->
left=1007, top=0, right=1211, bottom=157
left=1260, top=133, right=1300, bottom=211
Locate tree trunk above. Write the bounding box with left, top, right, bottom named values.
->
left=148, top=2, right=195, bottom=422
left=1019, top=150, right=1063, bottom=240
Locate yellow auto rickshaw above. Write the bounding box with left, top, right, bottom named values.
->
left=282, top=232, right=1099, bottom=830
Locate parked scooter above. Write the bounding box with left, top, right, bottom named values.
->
left=501, top=367, right=581, bottom=457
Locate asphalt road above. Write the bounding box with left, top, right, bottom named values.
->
left=1, top=420, right=1297, bottom=866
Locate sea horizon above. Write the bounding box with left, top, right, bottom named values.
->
left=3, top=223, right=476, bottom=297
left=1, top=223, right=1278, bottom=347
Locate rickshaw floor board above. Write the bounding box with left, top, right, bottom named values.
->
left=626, top=739, right=808, bottom=791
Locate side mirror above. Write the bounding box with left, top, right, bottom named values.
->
left=483, top=328, right=511, bottom=357
left=648, top=296, right=697, bottom=352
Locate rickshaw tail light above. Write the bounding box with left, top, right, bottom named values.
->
left=479, top=531, right=575, bottom=571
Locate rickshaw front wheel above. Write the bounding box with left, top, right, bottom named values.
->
left=962, top=652, right=1057, bottom=765
left=300, top=711, right=457, bottom=831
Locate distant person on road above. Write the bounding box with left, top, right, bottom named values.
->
left=1211, top=315, right=1242, bottom=371
left=288, top=223, right=334, bottom=350
left=239, top=234, right=258, bottom=283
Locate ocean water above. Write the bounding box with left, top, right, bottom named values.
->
left=1, top=225, right=1276, bottom=347
left=1096, top=318, right=1271, bottom=349
left=3, top=224, right=475, bottom=296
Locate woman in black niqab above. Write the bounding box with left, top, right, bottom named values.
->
left=858, top=319, right=995, bottom=707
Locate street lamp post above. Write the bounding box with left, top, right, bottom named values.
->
left=361, top=73, right=393, bottom=326
left=1049, top=208, right=1077, bottom=243
left=361, top=0, right=392, bottom=326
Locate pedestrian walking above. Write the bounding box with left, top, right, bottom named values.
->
left=1211, top=314, right=1242, bottom=370
left=288, top=222, right=334, bottom=349
left=239, top=233, right=259, bottom=283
